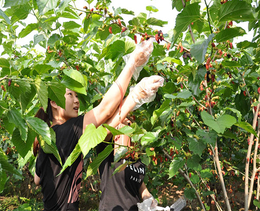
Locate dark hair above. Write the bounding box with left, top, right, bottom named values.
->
left=33, top=99, right=52, bottom=156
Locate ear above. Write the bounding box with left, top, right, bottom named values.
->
left=50, top=100, right=58, bottom=109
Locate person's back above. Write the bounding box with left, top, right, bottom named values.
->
left=35, top=116, right=83, bottom=211
left=97, top=142, right=146, bottom=211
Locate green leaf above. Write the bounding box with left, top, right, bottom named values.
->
left=104, top=40, right=126, bottom=61
left=174, top=2, right=200, bottom=43
left=186, top=155, right=201, bottom=170
left=188, top=137, right=206, bottom=156
left=146, top=6, right=159, bottom=13
left=190, top=33, right=215, bottom=64
left=169, top=157, right=185, bottom=178
left=7, top=109, right=27, bottom=141
left=197, top=129, right=217, bottom=145
left=0, top=58, right=10, bottom=68
left=48, top=82, right=66, bottom=109
left=11, top=128, right=35, bottom=158
left=222, top=61, right=242, bottom=67
left=36, top=0, right=59, bottom=15
left=38, top=130, right=62, bottom=165
left=103, top=124, right=135, bottom=136
left=253, top=199, right=260, bottom=208
left=4, top=0, right=30, bottom=7
left=0, top=9, right=11, bottom=24
left=215, top=27, right=246, bottom=43
left=35, top=78, right=48, bottom=111
left=78, top=124, right=107, bottom=157
left=165, top=90, right=192, bottom=100
left=235, top=121, right=257, bottom=137
left=63, top=21, right=81, bottom=29
left=219, top=1, right=255, bottom=22
left=201, top=111, right=237, bottom=134
left=147, top=18, right=167, bottom=27
left=0, top=171, right=8, bottom=194
left=0, top=149, right=22, bottom=177
left=63, top=69, right=87, bottom=89
left=59, top=143, right=81, bottom=175
left=151, top=99, right=172, bottom=125
left=83, top=16, right=92, bottom=33
left=86, top=145, right=113, bottom=178
left=18, top=23, right=38, bottom=38
left=26, top=117, right=51, bottom=145
left=141, top=132, right=158, bottom=146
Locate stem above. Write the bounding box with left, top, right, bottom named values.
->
left=0, top=75, right=8, bottom=82
left=162, top=149, right=206, bottom=210
left=248, top=124, right=260, bottom=207
left=245, top=95, right=260, bottom=210
left=213, top=142, right=231, bottom=211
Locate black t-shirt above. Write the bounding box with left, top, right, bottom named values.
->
left=36, top=115, right=84, bottom=211
left=97, top=142, right=146, bottom=211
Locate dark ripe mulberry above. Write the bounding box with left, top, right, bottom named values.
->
left=8, top=79, right=12, bottom=86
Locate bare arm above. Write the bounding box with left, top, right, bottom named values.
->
left=34, top=173, right=40, bottom=186
left=83, top=39, right=154, bottom=131
left=140, top=182, right=152, bottom=200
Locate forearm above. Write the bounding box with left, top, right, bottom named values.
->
left=105, top=95, right=136, bottom=129
left=140, top=182, right=152, bottom=200
left=99, top=61, right=135, bottom=118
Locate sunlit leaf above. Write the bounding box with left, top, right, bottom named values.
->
left=78, top=124, right=107, bottom=157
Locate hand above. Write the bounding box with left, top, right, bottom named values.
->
left=130, top=75, right=164, bottom=110
left=124, top=38, right=154, bottom=80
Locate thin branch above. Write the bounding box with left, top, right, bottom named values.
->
left=213, top=142, right=232, bottom=211
left=0, top=75, right=8, bottom=82
left=245, top=94, right=260, bottom=210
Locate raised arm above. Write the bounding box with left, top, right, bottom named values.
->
left=83, top=39, right=154, bottom=131
left=104, top=75, right=164, bottom=130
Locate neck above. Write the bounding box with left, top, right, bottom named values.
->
left=51, top=117, right=67, bottom=127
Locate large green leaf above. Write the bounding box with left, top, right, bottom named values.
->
left=169, top=157, right=185, bottom=178
left=48, top=82, right=66, bottom=109
left=78, top=124, right=107, bottom=157
left=190, top=33, right=215, bottom=64
left=36, top=0, right=59, bottom=15
left=141, top=132, right=158, bottom=146
left=35, top=78, right=48, bottom=111
left=26, top=117, right=51, bottom=145
left=59, top=143, right=81, bottom=175
left=18, top=23, right=38, bottom=38
left=187, top=137, right=206, bottom=157
left=104, top=40, right=126, bottom=61
left=11, top=128, right=34, bottom=158
left=103, top=124, right=135, bottom=136
left=219, top=1, right=255, bottom=22
left=38, top=129, right=62, bottom=165
left=147, top=17, right=167, bottom=26
left=0, top=58, right=10, bottom=68
left=63, top=21, right=81, bottom=29
left=174, top=2, right=200, bottom=43
left=0, top=9, right=11, bottom=24
left=235, top=121, right=257, bottom=137
left=0, top=170, right=8, bottom=194
left=215, top=27, right=246, bottom=43
left=0, top=149, right=22, bottom=177
left=62, top=69, right=87, bottom=95
left=201, top=111, right=237, bottom=134
left=4, top=0, right=30, bottom=7
left=7, top=109, right=27, bottom=141
left=86, top=145, right=113, bottom=178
